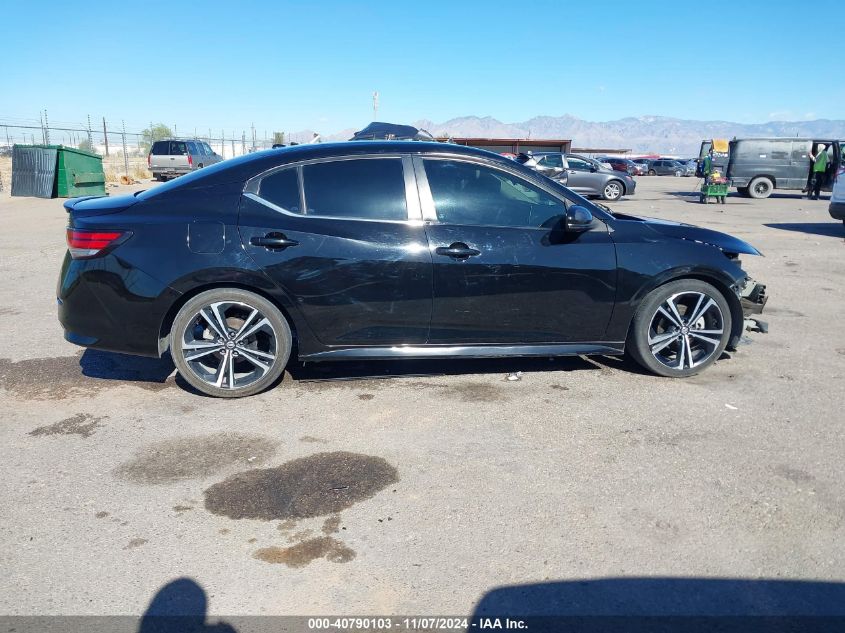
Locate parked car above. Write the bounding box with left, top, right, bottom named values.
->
left=519, top=152, right=636, bottom=201
left=631, top=158, right=653, bottom=173
left=725, top=138, right=841, bottom=199
left=829, top=159, right=845, bottom=225
left=647, top=159, right=686, bottom=176
left=148, top=139, right=223, bottom=181
left=675, top=159, right=696, bottom=176
left=597, top=157, right=641, bottom=176
left=58, top=141, right=768, bottom=397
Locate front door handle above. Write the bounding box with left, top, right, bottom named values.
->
left=250, top=233, right=299, bottom=250
left=435, top=243, right=480, bottom=259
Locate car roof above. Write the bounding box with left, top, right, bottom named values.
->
left=138, top=141, right=532, bottom=198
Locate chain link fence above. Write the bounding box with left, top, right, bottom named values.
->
left=0, top=114, right=320, bottom=188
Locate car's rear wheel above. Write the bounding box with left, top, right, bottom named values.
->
left=674, top=170, right=683, bottom=177
left=648, top=169, right=656, bottom=176
left=627, top=279, right=732, bottom=378
left=602, top=180, right=624, bottom=201
left=171, top=288, right=292, bottom=398
left=748, top=176, right=773, bottom=199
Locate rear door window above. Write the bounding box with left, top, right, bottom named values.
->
left=202, top=143, right=214, bottom=156
left=301, top=158, right=407, bottom=220
left=567, top=157, right=591, bottom=171
left=186, top=141, right=198, bottom=155
left=537, top=154, right=563, bottom=169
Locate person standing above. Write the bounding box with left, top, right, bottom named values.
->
left=809, top=144, right=829, bottom=200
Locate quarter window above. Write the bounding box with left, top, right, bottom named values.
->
left=301, top=159, right=407, bottom=220
left=423, top=159, right=568, bottom=228
left=259, top=168, right=301, bottom=213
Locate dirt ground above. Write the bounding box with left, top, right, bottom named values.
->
left=0, top=174, right=843, bottom=622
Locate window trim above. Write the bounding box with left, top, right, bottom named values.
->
left=413, top=155, right=576, bottom=230
left=245, top=154, right=421, bottom=224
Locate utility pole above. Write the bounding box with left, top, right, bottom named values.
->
left=121, top=120, right=129, bottom=177
left=250, top=123, right=255, bottom=152
left=373, top=91, right=379, bottom=120
left=86, top=114, right=93, bottom=152
left=102, top=117, right=109, bottom=156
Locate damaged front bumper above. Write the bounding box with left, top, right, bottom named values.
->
left=739, top=278, right=768, bottom=333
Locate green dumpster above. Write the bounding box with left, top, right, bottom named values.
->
left=55, top=146, right=105, bottom=197
left=11, top=144, right=105, bottom=198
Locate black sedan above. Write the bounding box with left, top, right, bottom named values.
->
left=58, top=142, right=768, bottom=397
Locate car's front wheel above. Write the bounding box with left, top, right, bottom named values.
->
left=648, top=169, right=656, bottom=176
left=627, top=279, right=732, bottom=378
left=602, top=180, right=624, bottom=201
left=170, top=288, right=292, bottom=397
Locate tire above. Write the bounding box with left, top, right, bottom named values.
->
left=648, top=169, right=656, bottom=176
left=170, top=288, right=292, bottom=398
left=154, top=174, right=165, bottom=182
left=748, top=176, right=773, bottom=199
left=674, top=170, right=682, bottom=177
left=627, top=279, right=732, bottom=378
left=601, top=180, right=624, bottom=201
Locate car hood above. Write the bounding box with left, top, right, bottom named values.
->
left=617, top=213, right=762, bottom=255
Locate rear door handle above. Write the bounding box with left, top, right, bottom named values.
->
left=435, top=243, right=480, bottom=259
left=250, top=233, right=299, bottom=250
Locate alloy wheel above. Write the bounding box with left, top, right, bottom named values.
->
left=603, top=182, right=622, bottom=200
left=180, top=300, right=278, bottom=391
left=647, top=291, right=725, bottom=370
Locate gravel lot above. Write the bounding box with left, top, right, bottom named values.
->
left=1, top=175, right=843, bottom=618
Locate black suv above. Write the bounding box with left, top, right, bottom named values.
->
left=59, top=142, right=767, bottom=397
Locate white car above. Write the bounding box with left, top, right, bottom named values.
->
left=829, top=161, right=845, bottom=226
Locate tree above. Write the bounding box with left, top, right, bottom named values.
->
left=78, top=139, right=94, bottom=153
left=141, top=123, right=173, bottom=152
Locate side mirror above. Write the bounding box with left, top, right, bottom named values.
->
left=565, top=205, right=593, bottom=232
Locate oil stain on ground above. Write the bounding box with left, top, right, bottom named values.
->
left=253, top=537, right=355, bottom=568
left=115, top=433, right=278, bottom=485
left=0, top=350, right=173, bottom=400
left=203, top=451, right=399, bottom=520
left=28, top=413, right=106, bottom=439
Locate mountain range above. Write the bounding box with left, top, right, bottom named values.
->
left=313, top=115, right=845, bottom=156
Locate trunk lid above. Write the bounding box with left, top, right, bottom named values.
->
left=63, top=193, right=140, bottom=218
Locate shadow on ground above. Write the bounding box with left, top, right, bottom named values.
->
left=286, top=355, right=598, bottom=382
left=80, top=349, right=174, bottom=384
left=471, top=577, right=845, bottom=632
left=75, top=348, right=601, bottom=393
left=139, top=577, right=235, bottom=633
left=764, top=222, right=844, bottom=238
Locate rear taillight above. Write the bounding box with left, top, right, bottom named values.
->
left=66, top=228, right=128, bottom=259
left=188, top=154, right=193, bottom=167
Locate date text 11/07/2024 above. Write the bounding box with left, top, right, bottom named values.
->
left=306, top=617, right=528, bottom=630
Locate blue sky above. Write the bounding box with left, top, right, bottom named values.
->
left=1, top=0, right=843, bottom=135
